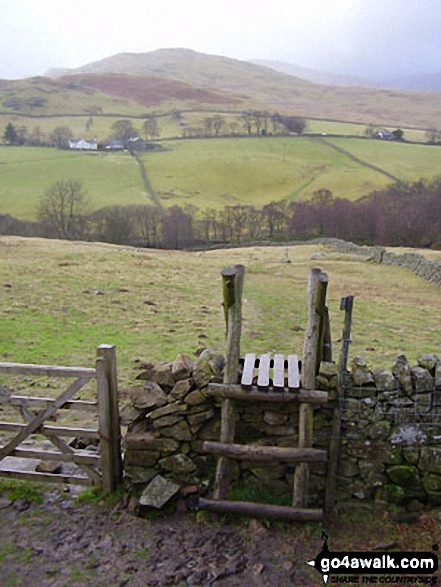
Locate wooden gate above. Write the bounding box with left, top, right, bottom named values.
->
left=0, top=344, right=122, bottom=493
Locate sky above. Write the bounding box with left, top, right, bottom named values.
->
left=1, top=0, right=441, bottom=80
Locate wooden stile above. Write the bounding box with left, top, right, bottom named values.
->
left=257, top=353, right=271, bottom=389
left=273, top=354, right=285, bottom=389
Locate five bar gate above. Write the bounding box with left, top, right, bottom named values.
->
left=0, top=344, right=122, bottom=493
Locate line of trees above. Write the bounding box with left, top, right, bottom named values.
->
left=2, top=178, right=441, bottom=250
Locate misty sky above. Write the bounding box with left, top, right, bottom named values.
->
left=2, top=0, right=441, bottom=80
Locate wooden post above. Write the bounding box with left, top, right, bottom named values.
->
left=213, top=265, right=245, bottom=499
left=324, top=296, right=354, bottom=515
left=293, top=268, right=328, bottom=508
left=96, top=344, right=122, bottom=493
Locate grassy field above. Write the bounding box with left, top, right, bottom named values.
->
left=2, top=136, right=441, bottom=220
left=1, top=236, right=440, bottom=390
left=0, top=147, right=147, bottom=220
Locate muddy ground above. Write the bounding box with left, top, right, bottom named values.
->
left=0, top=486, right=440, bottom=587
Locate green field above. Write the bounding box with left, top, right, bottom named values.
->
left=2, top=136, right=441, bottom=220
left=0, top=147, right=146, bottom=220
left=1, top=236, right=440, bottom=388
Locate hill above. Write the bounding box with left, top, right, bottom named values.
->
left=0, top=48, right=439, bottom=129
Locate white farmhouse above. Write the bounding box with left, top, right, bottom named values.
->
left=69, top=138, right=98, bottom=150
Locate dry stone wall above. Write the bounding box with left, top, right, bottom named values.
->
left=122, top=349, right=441, bottom=510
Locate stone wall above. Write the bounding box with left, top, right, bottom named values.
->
left=122, top=349, right=441, bottom=510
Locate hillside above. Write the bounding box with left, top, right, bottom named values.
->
left=0, top=48, right=441, bottom=128
left=1, top=236, right=441, bottom=382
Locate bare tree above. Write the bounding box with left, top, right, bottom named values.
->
left=37, top=179, right=91, bottom=240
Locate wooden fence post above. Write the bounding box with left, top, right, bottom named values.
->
left=213, top=265, right=245, bottom=499
left=293, top=268, right=328, bottom=508
left=96, top=344, right=122, bottom=493
left=324, top=296, right=354, bottom=514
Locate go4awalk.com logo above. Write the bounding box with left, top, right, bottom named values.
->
left=307, top=532, right=439, bottom=584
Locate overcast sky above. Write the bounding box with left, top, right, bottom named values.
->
left=2, top=0, right=441, bottom=80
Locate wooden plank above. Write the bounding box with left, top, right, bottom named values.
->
left=207, top=383, right=328, bottom=404
left=257, top=353, right=271, bottom=390
left=198, top=498, right=323, bottom=521
left=273, top=354, right=285, bottom=389
left=0, top=469, right=92, bottom=486
left=241, top=353, right=256, bottom=390
left=97, top=345, right=123, bottom=493
left=287, top=355, right=300, bottom=390
left=9, top=448, right=100, bottom=465
left=0, top=376, right=91, bottom=460
left=0, top=363, right=95, bottom=379
left=9, top=395, right=97, bottom=412
left=203, top=441, right=327, bottom=463
left=0, top=421, right=99, bottom=439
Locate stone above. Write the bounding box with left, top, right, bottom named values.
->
left=411, top=367, right=434, bottom=392
left=386, top=465, right=422, bottom=490
left=419, top=447, right=441, bottom=474
left=417, top=353, right=439, bottom=373
left=152, top=415, right=183, bottom=428
left=151, top=363, right=176, bottom=388
left=119, top=402, right=147, bottom=426
left=160, top=420, right=192, bottom=441
left=148, top=402, right=188, bottom=420
left=169, top=378, right=193, bottom=401
left=390, top=424, right=427, bottom=447
left=367, top=420, right=391, bottom=441
left=187, top=409, right=215, bottom=427
left=338, top=458, right=359, bottom=478
left=35, top=461, right=63, bottom=474
left=159, top=454, right=196, bottom=475
left=193, top=349, right=225, bottom=388
left=185, top=389, right=209, bottom=406
left=263, top=411, right=286, bottom=426
left=172, top=354, right=194, bottom=381
left=422, top=472, right=441, bottom=493
left=129, top=382, right=167, bottom=410
left=375, top=484, right=408, bottom=505
left=319, top=361, right=338, bottom=378
left=139, top=475, right=180, bottom=508
left=124, top=450, right=160, bottom=467
left=351, top=356, right=375, bottom=387
left=401, top=447, right=420, bottom=465
left=125, top=433, right=180, bottom=455
left=123, top=466, right=158, bottom=484
left=374, top=369, right=398, bottom=391
left=392, top=355, right=413, bottom=393
left=435, top=364, right=441, bottom=390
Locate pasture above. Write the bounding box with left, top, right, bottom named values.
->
left=1, top=236, right=440, bottom=388
left=2, top=136, right=441, bottom=221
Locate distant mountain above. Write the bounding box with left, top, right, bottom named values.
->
left=2, top=48, right=440, bottom=129
left=249, top=59, right=375, bottom=88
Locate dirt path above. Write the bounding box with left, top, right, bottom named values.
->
left=1, top=486, right=440, bottom=586
left=0, top=487, right=322, bottom=587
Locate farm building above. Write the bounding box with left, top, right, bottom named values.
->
left=69, top=138, right=98, bottom=150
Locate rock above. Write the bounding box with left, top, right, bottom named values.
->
left=124, top=450, right=160, bottom=467
left=263, top=411, right=286, bottom=426
left=351, top=356, right=375, bottom=387
left=419, top=447, right=441, bottom=474
left=0, top=498, right=12, bottom=509
left=319, top=362, right=338, bottom=378
left=417, top=353, right=439, bottom=373
left=172, top=354, right=194, bottom=381
left=119, top=402, right=147, bottom=426
left=185, top=389, right=208, bottom=406
left=411, top=367, right=434, bottom=392
left=390, top=424, right=427, bottom=447
left=123, top=466, right=158, bottom=484
left=193, top=349, right=225, bottom=388
left=129, top=382, right=167, bottom=410
left=159, top=454, right=196, bottom=475
left=435, top=364, right=441, bottom=390
left=169, top=378, right=193, bottom=401
left=36, top=461, right=63, bottom=474
left=367, top=420, right=391, bottom=441
left=148, top=402, right=188, bottom=420
left=139, top=475, right=180, bottom=508
left=386, top=465, right=422, bottom=490
left=392, top=355, right=413, bottom=393
left=422, top=472, right=441, bottom=493
left=12, top=499, right=30, bottom=512
left=152, top=415, right=183, bottom=428
left=160, top=420, right=192, bottom=441
left=187, top=409, right=215, bottom=427
left=374, top=369, right=398, bottom=391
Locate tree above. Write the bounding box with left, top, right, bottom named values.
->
left=142, top=117, right=160, bottom=140
left=3, top=123, right=18, bottom=145
left=111, top=120, right=138, bottom=142
left=50, top=126, right=73, bottom=149
left=392, top=129, right=404, bottom=140
left=212, top=115, right=224, bottom=137
left=38, top=179, right=91, bottom=240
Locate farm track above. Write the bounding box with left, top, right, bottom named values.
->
left=317, top=137, right=402, bottom=184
